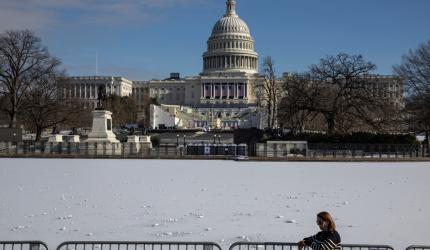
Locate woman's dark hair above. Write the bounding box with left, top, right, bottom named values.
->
left=317, top=211, right=336, bottom=231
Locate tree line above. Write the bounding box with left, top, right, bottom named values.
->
left=258, top=42, right=430, bottom=151
left=0, top=30, right=136, bottom=141
left=1, top=30, right=429, bottom=147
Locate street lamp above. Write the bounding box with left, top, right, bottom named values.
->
left=213, top=134, right=216, bottom=144
left=176, top=134, right=179, bottom=147
left=218, top=135, right=221, bottom=144
left=183, top=135, right=186, bottom=147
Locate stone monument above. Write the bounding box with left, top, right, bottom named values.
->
left=85, top=86, right=119, bottom=143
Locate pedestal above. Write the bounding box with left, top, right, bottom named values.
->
left=85, top=109, right=119, bottom=143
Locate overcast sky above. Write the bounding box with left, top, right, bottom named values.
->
left=1, top=0, right=429, bottom=80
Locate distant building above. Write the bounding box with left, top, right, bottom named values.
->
left=58, top=76, right=133, bottom=109
left=131, top=0, right=264, bottom=130
left=58, top=0, right=404, bottom=131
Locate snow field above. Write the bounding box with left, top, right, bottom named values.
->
left=0, top=159, right=429, bottom=250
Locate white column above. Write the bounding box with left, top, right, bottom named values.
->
left=245, top=83, right=248, bottom=98
left=234, top=83, right=238, bottom=98
left=219, top=84, right=222, bottom=100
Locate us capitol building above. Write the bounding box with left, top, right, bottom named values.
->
left=60, top=0, right=264, bottom=130
left=59, top=0, right=404, bottom=130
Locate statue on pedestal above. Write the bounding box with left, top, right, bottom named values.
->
left=96, top=85, right=106, bottom=110
left=85, top=85, right=119, bottom=143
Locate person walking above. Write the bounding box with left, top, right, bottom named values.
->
left=298, top=211, right=341, bottom=250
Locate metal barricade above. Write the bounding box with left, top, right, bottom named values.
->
left=57, top=242, right=222, bottom=250
left=229, top=242, right=395, bottom=250
left=406, top=246, right=430, bottom=250
left=0, top=241, right=49, bottom=250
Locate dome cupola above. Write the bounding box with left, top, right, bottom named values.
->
left=202, top=0, right=258, bottom=75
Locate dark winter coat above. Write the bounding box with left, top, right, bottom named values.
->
left=303, top=230, right=341, bottom=250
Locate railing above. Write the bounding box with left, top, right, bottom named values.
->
left=405, top=246, right=430, bottom=250
left=57, top=242, right=222, bottom=250
left=228, top=242, right=395, bottom=250
left=253, top=143, right=428, bottom=158
left=0, top=241, right=49, bottom=250
left=307, top=143, right=425, bottom=159
left=1, top=241, right=429, bottom=250
left=0, top=142, right=247, bottom=158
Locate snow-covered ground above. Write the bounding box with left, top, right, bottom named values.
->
left=0, top=159, right=429, bottom=250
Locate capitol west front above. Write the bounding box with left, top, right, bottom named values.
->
left=61, top=0, right=263, bottom=130
left=59, top=0, right=404, bottom=130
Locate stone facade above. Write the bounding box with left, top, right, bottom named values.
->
left=58, top=76, right=133, bottom=109
left=131, top=0, right=264, bottom=129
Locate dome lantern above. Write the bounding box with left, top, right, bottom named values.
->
left=225, top=0, right=237, bottom=17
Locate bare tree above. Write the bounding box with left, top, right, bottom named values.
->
left=278, top=73, right=317, bottom=133
left=0, top=30, right=60, bottom=128
left=260, top=56, right=283, bottom=129
left=279, top=54, right=393, bottom=135
left=21, top=74, right=84, bottom=141
left=394, top=40, right=430, bottom=153
left=105, top=95, right=137, bottom=127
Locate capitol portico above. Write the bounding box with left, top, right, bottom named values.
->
left=58, top=0, right=264, bottom=130
left=133, top=0, right=264, bottom=130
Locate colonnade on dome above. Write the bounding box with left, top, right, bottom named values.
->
left=203, top=55, right=257, bottom=72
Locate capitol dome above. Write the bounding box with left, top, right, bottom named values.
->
left=202, top=0, right=258, bottom=75
left=211, top=14, right=250, bottom=36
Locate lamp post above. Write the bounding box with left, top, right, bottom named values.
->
left=218, top=135, right=221, bottom=144
left=213, top=134, right=216, bottom=144
left=12, top=133, right=16, bottom=146
left=176, top=134, right=179, bottom=147
left=183, top=135, right=186, bottom=147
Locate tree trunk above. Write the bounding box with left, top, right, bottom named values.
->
left=271, top=99, right=277, bottom=129
left=8, top=96, right=17, bottom=128
left=325, top=113, right=336, bottom=135
left=35, top=126, right=43, bottom=142
left=426, top=130, right=430, bottom=157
